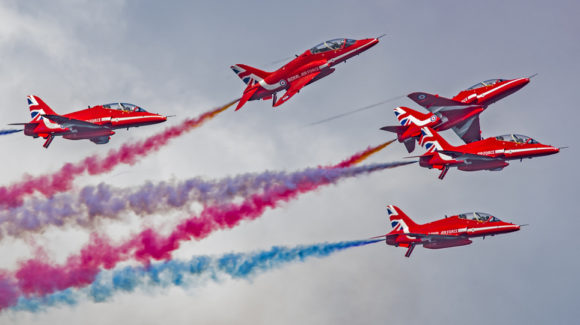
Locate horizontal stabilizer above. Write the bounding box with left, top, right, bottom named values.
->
left=380, top=125, right=405, bottom=133
left=235, top=87, right=258, bottom=111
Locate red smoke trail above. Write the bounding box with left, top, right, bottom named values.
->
left=0, top=139, right=394, bottom=240
left=1, top=161, right=413, bottom=306
left=331, top=139, right=395, bottom=168
left=0, top=99, right=238, bottom=208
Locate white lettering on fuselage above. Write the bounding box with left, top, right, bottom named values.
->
left=287, top=66, right=320, bottom=83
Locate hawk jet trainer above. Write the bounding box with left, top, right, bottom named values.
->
left=11, top=95, right=167, bottom=148
left=417, top=126, right=560, bottom=179
left=231, top=37, right=381, bottom=110
left=382, top=205, right=521, bottom=257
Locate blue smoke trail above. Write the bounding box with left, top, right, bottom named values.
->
left=0, top=129, right=22, bottom=136
left=12, top=239, right=381, bottom=312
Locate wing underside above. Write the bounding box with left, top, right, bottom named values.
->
left=436, top=150, right=501, bottom=162
left=42, top=114, right=111, bottom=132
left=451, top=116, right=481, bottom=143
left=408, top=92, right=469, bottom=111
left=273, top=71, right=322, bottom=107
left=405, top=233, right=463, bottom=241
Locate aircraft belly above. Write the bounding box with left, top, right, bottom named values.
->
left=458, top=160, right=508, bottom=171
left=63, top=129, right=114, bottom=140
left=423, top=238, right=472, bottom=249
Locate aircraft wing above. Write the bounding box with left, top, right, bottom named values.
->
left=408, top=92, right=470, bottom=112
left=273, top=71, right=321, bottom=107
left=42, top=114, right=111, bottom=131
left=404, top=233, right=464, bottom=240
left=436, top=150, right=502, bottom=162
left=451, top=116, right=482, bottom=143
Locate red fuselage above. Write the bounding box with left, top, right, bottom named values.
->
left=384, top=205, right=520, bottom=257
left=22, top=95, right=167, bottom=148
left=420, top=135, right=560, bottom=171
left=27, top=105, right=167, bottom=139
left=232, top=37, right=380, bottom=109
left=64, top=105, right=167, bottom=130
left=387, top=215, right=520, bottom=248
left=251, top=38, right=378, bottom=99
left=417, top=125, right=560, bottom=179
left=452, top=77, right=530, bottom=106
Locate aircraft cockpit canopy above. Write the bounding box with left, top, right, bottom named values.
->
left=495, top=134, right=539, bottom=144
left=466, top=79, right=506, bottom=90
left=310, top=38, right=356, bottom=54
left=458, top=212, right=500, bottom=222
left=102, top=102, right=147, bottom=112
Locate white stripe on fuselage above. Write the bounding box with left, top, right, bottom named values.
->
left=327, top=40, right=376, bottom=65
left=112, top=116, right=154, bottom=123
left=467, top=225, right=517, bottom=233
left=477, top=147, right=547, bottom=156
left=477, top=79, right=522, bottom=100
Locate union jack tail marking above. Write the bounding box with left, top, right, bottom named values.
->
left=231, top=64, right=271, bottom=85
left=419, top=127, right=454, bottom=153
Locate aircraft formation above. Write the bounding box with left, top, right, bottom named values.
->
left=0, top=35, right=563, bottom=312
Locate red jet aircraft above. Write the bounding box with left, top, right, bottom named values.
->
left=231, top=37, right=380, bottom=110
left=381, top=77, right=531, bottom=152
left=12, top=95, right=167, bottom=148
left=417, top=126, right=560, bottom=179
left=383, top=205, right=521, bottom=257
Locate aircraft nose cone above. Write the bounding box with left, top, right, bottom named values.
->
left=520, top=77, right=530, bottom=85
left=539, top=146, right=560, bottom=157
left=149, top=114, right=167, bottom=124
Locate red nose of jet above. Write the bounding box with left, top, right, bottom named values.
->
left=545, top=145, right=560, bottom=155
left=516, top=77, right=530, bottom=87
left=148, top=113, right=167, bottom=124
left=358, top=36, right=381, bottom=49
left=502, top=223, right=521, bottom=234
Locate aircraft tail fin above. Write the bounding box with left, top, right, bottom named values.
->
left=419, top=127, right=455, bottom=154
left=231, top=64, right=271, bottom=85
left=387, top=205, right=419, bottom=233
left=27, top=95, right=57, bottom=122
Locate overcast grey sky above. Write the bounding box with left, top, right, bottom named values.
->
left=0, top=0, right=578, bottom=324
